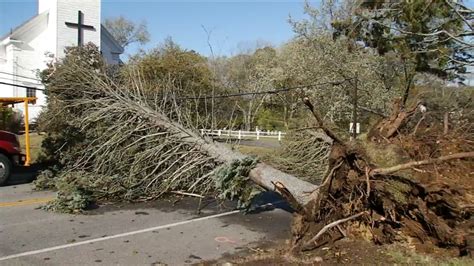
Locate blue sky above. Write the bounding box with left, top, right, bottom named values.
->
left=0, top=0, right=314, bottom=57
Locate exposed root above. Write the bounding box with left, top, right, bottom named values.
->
left=369, top=98, right=421, bottom=140
left=302, top=211, right=367, bottom=251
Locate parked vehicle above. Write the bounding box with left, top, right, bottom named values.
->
left=0, top=97, right=37, bottom=185
left=0, top=130, right=24, bottom=185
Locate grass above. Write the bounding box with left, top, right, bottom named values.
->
left=386, top=246, right=474, bottom=266
left=236, top=145, right=275, bottom=158
left=223, top=141, right=277, bottom=160
left=361, top=139, right=406, bottom=168
left=19, top=132, right=44, bottom=163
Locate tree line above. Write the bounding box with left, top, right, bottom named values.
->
left=103, top=0, right=472, bottom=134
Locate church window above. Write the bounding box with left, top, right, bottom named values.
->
left=26, top=88, right=36, bottom=98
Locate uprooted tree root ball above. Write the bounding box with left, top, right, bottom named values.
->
left=291, top=144, right=473, bottom=253
left=285, top=97, right=474, bottom=258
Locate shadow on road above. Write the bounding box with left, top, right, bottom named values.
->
left=248, top=191, right=294, bottom=214
left=5, top=163, right=51, bottom=186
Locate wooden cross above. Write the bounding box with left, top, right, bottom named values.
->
left=65, top=11, right=95, bottom=46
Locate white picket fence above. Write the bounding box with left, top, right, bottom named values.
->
left=200, top=129, right=286, bottom=141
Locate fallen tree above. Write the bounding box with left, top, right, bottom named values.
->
left=36, top=44, right=317, bottom=211
left=38, top=44, right=473, bottom=258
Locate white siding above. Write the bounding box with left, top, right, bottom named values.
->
left=0, top=44, right=17, bottom=98
left=0, top=0, right=122, bottom=122
left=56, top=0, right=101, bottom=58
left=12, top=23, right=49, bottom=121
left=38, top=0, right=57, bottom=53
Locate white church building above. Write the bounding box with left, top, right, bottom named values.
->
left=0, top=0, right=124, bottom=121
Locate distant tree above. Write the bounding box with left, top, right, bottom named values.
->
left=104, top=16, right=150, bottom=48
left=128, top=38, right=214, bottom=94
left=293, top=0, right=473, bottom=107
left=329, top=0, right=473, bottom=76
left=220, top=47, right=279, bottom=130
left=334, top=0, right=473, bottom=105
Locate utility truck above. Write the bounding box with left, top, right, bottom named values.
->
left=0, top=97, right=37, bottom=185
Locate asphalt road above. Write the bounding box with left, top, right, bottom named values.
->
left=0, top=184, right=293, bottom=265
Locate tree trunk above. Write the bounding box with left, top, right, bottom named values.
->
left=369, top=98, right=420, bottom=140
left=149, top=109, right=318, bottom=205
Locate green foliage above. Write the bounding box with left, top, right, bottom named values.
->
left=37, top=43, right=105, bottom=164
left=41, top=171, right=95, bottom=213
left=417, top=86, right=473, bottom=115
left=33, top=169, right=58, bottom=190
left=290, top=0, right=472, bottom=112
left=217, top=46, right=282, bottom=130
left=256, top=108, right=285, bottom=130
left=0, top=106, right=22, bottom=134
left=341, top=0, right=472, bottom=79
left=277, top=36, right=402, bottom=129
left=270, top=130, right=331, bottom=183
left=36, top=42, right=233, bottom=214
left=214, top=157, right=262, bottom=209
left=127, top=38, right=214, bottom=94
left=403, top=86, right=474, bottom=136
left=125, top=39, right=234, bottom=129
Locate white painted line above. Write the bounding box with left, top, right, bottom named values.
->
left=0, top=201, right=285, bottom=262
left=0, top=209, right=240, bottom=262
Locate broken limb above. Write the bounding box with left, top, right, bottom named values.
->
left=303, top=97, right=344, bottom=145
left=370, top=151, right=474, bottom=176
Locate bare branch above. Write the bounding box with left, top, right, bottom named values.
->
left=370, top=152, right=474, bottom=176
left=303, top=97, right=345, bottom=145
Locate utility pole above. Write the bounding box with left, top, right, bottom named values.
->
left=351, top=78, right=358, bottom=140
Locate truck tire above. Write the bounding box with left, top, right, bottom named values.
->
left=0, top=153, right=12, bottom=185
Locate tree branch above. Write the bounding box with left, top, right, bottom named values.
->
left=303, top=97, right=345, bottom=145
left=370, top=152, right=474, bottom=176
left=359, top=106, right=387, bottom=118
left=444, top=0, right=474, bottom=31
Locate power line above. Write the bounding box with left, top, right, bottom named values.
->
left=0, top=71, right=42, bottom=83
left=0, top=78, right=351, bottom=100
left=0, top=77, right=43, bottom=87
left=179, top=79, right=351, bottom=100
left=0, top=81, right=45, bottom=91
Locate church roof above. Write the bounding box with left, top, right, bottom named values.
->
left=101, top=25, right=124, bottom=54
left=0, top=11, right=49, bottom=42
left=0, top=9, right=124, bottom=57
left=0, top=8, right=124, bottom=60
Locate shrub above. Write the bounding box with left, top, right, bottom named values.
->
left=0, top=106, right=23, bottom=134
